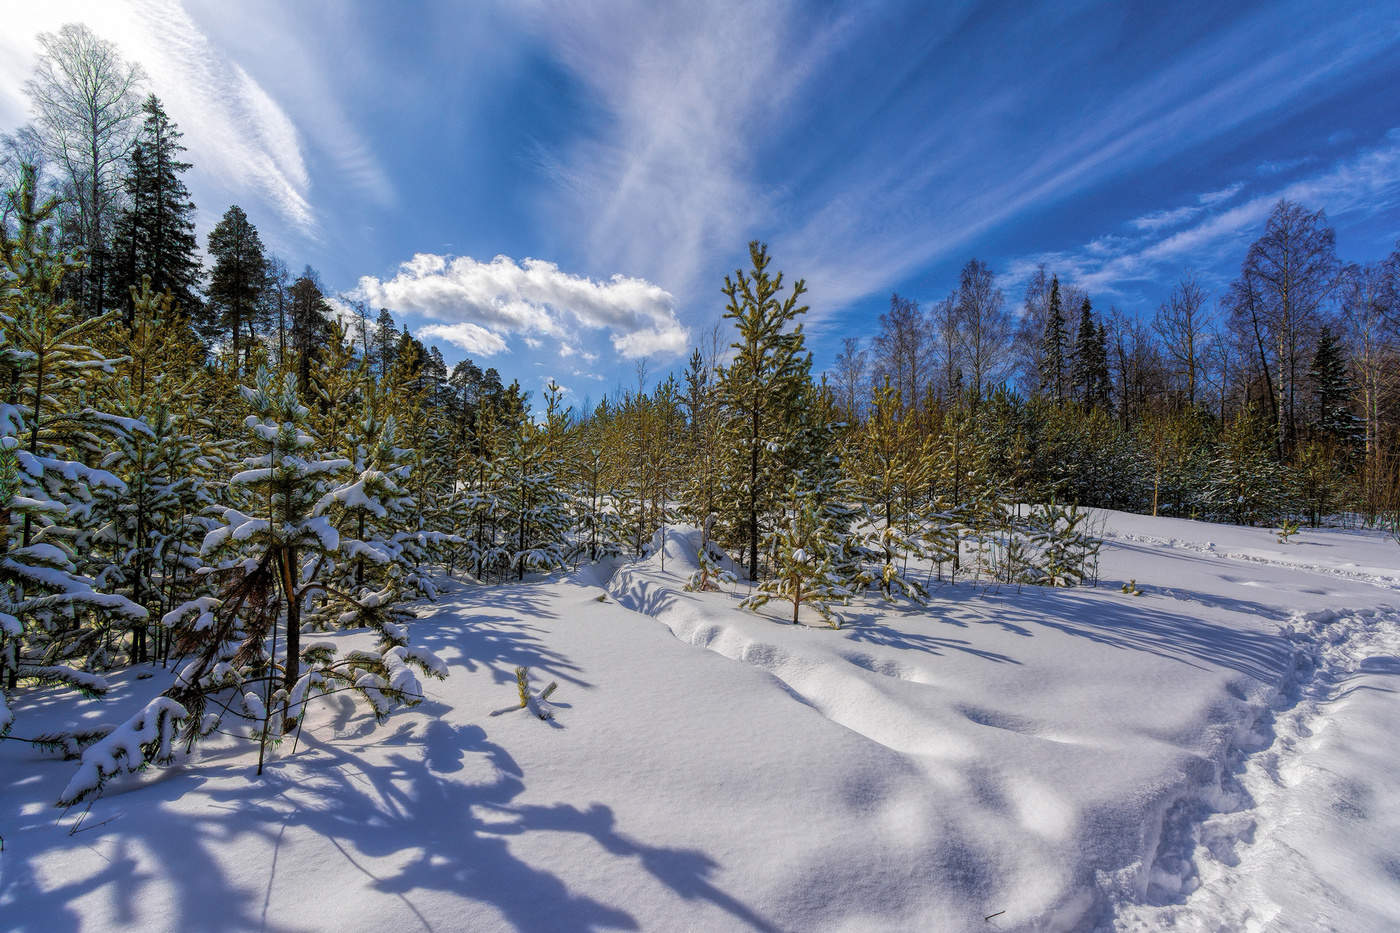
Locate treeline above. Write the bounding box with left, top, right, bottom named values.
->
left=829, top=207, right=1400, bottom=527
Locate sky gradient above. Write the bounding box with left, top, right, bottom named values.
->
left=2, top=0, right=1398, bottom=407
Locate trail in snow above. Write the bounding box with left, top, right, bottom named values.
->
left=1113, top=607, right=1400, bottom=931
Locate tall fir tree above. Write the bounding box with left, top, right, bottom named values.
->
left=1307, top=326, right=1363, bottom=449
left=1071, top=297, right=1096, bottom=405
left=108, top=95, right=201, bottom=325
left=1039, top=275, right=1067, bottom=402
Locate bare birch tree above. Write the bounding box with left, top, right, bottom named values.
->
left=26, top=23, right=146, bottom=315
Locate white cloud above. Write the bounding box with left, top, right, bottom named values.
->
left=514, top=1, right=853, bottom=305
left=418, top=322, right=510, bottom=357
left=322, top=295, right=369, bottom=334
left=357, top=253, right=689, bottom=360
left=1129, top=204, right=1202, bottom=232
left=1198, top=182, right=1245, bottom=206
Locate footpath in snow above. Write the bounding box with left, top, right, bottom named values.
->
left=1, top=511, right=1397, bottom=931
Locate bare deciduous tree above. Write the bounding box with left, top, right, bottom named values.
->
left=831, top=336, right=868, bottom=417
left=1341, top=253, right=1400, bottom=513
left=1013, top=264, right=1053, bottom=396
left=871, top=292, right=930, bottom=408
left=954, top=259, right=1012, bottom=402
left=1153, top=274, right=1212, bottom=408
left=1228, top=200, right=1339, bottom=457
left=930, top=292, right=961, bottom=402
left=26, top=22, right=146, bottom=315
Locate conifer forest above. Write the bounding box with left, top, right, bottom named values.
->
left=3, top=11, right=1400, bottom=932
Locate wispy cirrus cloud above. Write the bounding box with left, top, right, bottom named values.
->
left=773, top=2, right=1400, bottom=317
left=0, top=0, right=390, bottom=242
left=512, top=0, right=856, bottom=306
left=509, top=0, right=1398, bottom=326
left=1127, top=182, right=1247, bottom=233
left=1130, top=205, right=1204, bottom=232
left=1005, top=129, right=1400, bottom=299
left=1197, top=182, right=1246, bottom=206
left=357, top=253, right=689, bottom=360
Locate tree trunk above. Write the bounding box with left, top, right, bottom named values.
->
left=749, top=403, right=759, bottom=581
left=281, top=545, right=299, bottom=691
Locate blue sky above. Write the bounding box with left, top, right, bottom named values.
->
left=2, top=0, right=1398, bottom=408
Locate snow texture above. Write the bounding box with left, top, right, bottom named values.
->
left=1, top=510, right=1397, bottom=930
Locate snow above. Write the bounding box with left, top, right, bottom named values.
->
left=56, top=696, right=188, bottom=806
left=1, top=510, right=1397, bottom=930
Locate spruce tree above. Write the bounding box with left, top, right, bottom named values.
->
left=109, top=95, right=201, bottom=325
left=1039, top=275, right=1067, bottom=402
left=1071, top=296, right=1100, bottom=406
left=1308, top=326, right=1363, bottom=448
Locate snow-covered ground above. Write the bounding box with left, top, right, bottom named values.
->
left=2, top=511, right=1397, bottom=931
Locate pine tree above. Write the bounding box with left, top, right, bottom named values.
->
left=91, top=279, right=214, bottom=662
left=679, top=347, right=724, bottom=529
left=108, top=95, right=200, bottom=326
left=0, top=163, right=145, bottom=709
left=716, top=241, right=813, bottom=580
left=320, top=402, right=423, bottom=604
left=373, top=308, right=399, bottom=381
left=686, top=513, right=738, bottom=592
left=289, top=268, right=331, bottom=395
left=574, top=417, right=626, bottom=564
left=792, top=380, right=864, bottom=588
left=1206, top=406, right=1289, bottom=526
left=848, top=378, right=930, bottom=602
left=200, top=368, right=349, bottom=690
left=493, top=418, right=569, bottom=581
left=140, top=368, right=445, bottom=791
left=741, top=480, right=850, bottom=627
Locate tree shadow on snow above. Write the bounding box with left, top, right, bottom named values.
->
left=963, top=586, right=1289, bottom=682
left=1, top=687, right=777, bottom=933
left=839, top=613, right=1022, bottom=664
left=413, top=585, right=592, bottom=691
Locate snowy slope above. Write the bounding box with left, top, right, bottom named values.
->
left=1, top=514, right=1397, bottom=931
